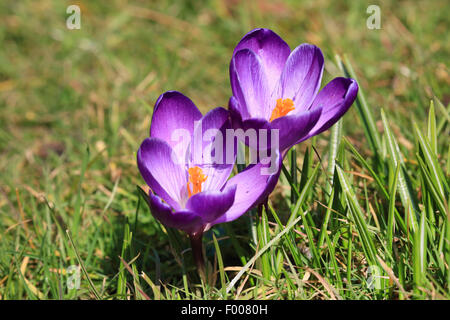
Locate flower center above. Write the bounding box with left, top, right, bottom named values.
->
left=187, top=166, right=207, bottom=197
left=270, top=98, right=295, bottom=122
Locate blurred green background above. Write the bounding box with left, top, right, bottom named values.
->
left=0, top=0, right=448, bottom=191
left=0, top=0, right=448, bottom=299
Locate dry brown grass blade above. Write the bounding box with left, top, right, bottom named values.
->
left=20, top=256, right=44, bottom=299
left=15, top=188, right=35, bottom=249
left=305, top=267, right=342, bottom=300
left=376, top=255, right=410, bottom=299
left=234, top=244, right=260, bottom=299
left=118, top=255, right=151, bottom=300
left=127, top=5, right=201, bottom=36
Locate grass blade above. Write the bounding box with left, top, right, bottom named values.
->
left=336, top=165, right=378, bottom=266
left=226, top=214, right=303, bottom=294
left=66, top=229, right=101, bottom=300
left=381, top=109, right=419, bottom=232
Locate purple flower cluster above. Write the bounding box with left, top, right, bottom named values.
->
left=136, top=28, right=358, bottom=272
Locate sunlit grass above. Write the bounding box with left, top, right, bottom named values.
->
left=0, top=0, right=448, bottom=300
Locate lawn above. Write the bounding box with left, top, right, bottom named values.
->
left=0, top=0, right=449, bottom=300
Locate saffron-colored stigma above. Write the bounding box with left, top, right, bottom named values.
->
left=269, top=98, right=295, bottom=122
left=187, top=166, right=207, bottom=197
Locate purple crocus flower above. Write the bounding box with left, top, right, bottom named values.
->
left=229, top=28, right=359, bottom=153
left=137, top=91, right=281, bottom=273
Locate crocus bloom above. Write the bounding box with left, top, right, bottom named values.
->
left=137, top=91, right=282, bottom=271
left=229, top=28, right=359, bottom=153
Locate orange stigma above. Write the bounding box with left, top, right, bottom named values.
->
left=187, top=166, right=207, bottom=197
left=270, top=98, right=295, bottom=121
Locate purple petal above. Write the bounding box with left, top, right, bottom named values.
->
left=253, top=151, right=283, bottom=206
left=186, top=184, right=237, bottom=224
left=192, top=107, right=235, bottom=191
left=270, top=107, right=322, bottom=152
left=150, top=91, right=202, bottom=162
left=211, top=150, right=282, bottom=225
left=224, top=115, right=273, bottom=153
left=145, top=192, right=203, bottom=234
left=137, top=137, right=188, bottom=210
left=196, top=163, right=235, bottom=193
left=228, top=97, right=278, bottom=152
left=229, top=95, right=248, bottom=125
left=230, top=49, right=273, bottom=119
left=302, top=77, right=358, bottom=140
left=240, top=117, right=272, bottom=151
left=229, top=65, right=248, bottom=120
left=278, top=44, right=324, bottom=111
left=233, top=28, right=291, bottom=90
left=192, top=107, right=231, bottom=163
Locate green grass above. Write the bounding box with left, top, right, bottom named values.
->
left=0, top=0, right=449, bottom=300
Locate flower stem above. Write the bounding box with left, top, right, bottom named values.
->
left=257, top=197, right=269, bottom=219
left=257, top=203, right=263, bottom=219
left=189, top=231, right=206, bottom=281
